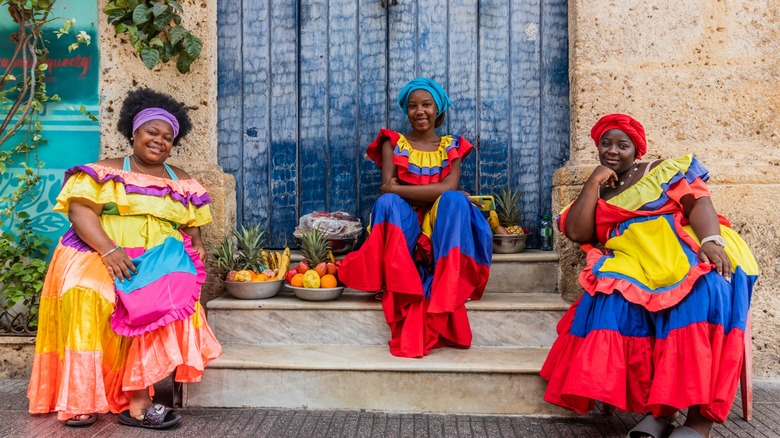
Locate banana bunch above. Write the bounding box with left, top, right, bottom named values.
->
left=262, top=247, right=291, bottom=280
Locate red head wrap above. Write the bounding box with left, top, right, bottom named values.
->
left=590, top=114, right=647, bottom=159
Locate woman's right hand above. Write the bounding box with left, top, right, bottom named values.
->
left=102, top=248, right=137, bottom=282
left=588, top=165, right=619, bottom=189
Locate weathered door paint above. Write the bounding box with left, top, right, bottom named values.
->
left=217, top=0, right=569, bottom=247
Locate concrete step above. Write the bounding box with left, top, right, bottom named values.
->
left=184, top=343, right=569, bottom=415
left=288, top=249, right=559, bottom=294
left=207, top=291, right=570, bottom=348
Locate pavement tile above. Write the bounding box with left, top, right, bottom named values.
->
left=4, top=379, right=780, bottom=437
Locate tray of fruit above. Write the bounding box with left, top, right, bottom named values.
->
left=284, top=228, right=344, bottom=301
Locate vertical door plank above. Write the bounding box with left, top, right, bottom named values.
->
left=387, top=0, right=417, bottom=131
left=478, top=0, right=512, bottom=192
left=416, top=0, right=447, bottom=82
left=447, top=0, right=479, bottom=195
left=328, top=0, right=360, bottom=214
left=540, top=0, right=570, bottom=221
left=241, top=1, right=272, bottom=232
left=357, top=0, right=388, bottom=225
left=217, top=0, right=244, bottom=221
left=299, top=0, right=329, bottom=216
left=268, top=2, right=300, bottom=247
left=510, top=0, right=542, bottom=235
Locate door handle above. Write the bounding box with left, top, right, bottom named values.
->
left=381, top=0, right=398, bottom=7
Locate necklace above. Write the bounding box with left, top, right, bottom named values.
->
left=617, top=163, right=639, bottom=186
left=130, top=155, right=166, bottom=178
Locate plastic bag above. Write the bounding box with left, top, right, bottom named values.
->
left=293, top=211, right=363, bottom=239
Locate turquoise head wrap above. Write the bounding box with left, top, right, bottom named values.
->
left=397, top=78, right=452, bottom=117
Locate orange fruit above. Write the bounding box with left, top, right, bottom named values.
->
left=313, top=262, right=327, bottom=277
left=290, top=273, right=305, bottom=287
left=255, top=273, right=270, bottom=282
left=320, top=274, right=337, bottom=288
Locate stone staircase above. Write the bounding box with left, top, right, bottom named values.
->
left=184, top=251, right=571, bottom=415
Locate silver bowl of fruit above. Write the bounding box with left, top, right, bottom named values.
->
left=286, top=285, right=345, bottom=301
left=224, top=279, right=283, bottom=299
left=492, top=234, right=527, bottom=254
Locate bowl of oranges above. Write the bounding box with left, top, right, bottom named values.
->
left=285, top=261, right=344, bottom=301
left=224, top=270, right=284, bottom=300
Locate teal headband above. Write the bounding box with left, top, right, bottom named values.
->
left=397, top=77, right=452, bottom=117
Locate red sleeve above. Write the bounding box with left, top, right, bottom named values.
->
left=365, top=128, right=401, bottom=168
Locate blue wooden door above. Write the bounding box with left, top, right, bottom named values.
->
left=217, top=0, right=568, bottom=248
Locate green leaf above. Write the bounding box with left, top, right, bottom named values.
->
left=160, top=42, right=173, bottom=62
left=169, top=26, right=187, bottom=46
left=108, top=11, right=127, bottom=25
left=183, top=33, right=202, bottom=59
left=153, top=10, right=172, bottom=30
left=114, top=23, right=127, bottom=34
left=150, top=37, right=164, bottom=47
left=151, top=2, right=168, bottom=16
left=176, top=53, right=192, bottom=74
left=168, top=1, right=183, bottom=13
left=132, top=4, right=150, bottom=24
left=141, top=47, right=160, bottom=70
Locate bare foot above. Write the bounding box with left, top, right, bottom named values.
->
left=127, top=388, right=152, bottom=420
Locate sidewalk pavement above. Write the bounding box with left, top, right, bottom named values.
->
left=1, top=378, right=778, bottom=437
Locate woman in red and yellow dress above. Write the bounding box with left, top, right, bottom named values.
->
left=27, top=88, right=221, bottom=429
left=340, top=78, right=492, bottom=358
left=541, top=114, right=758, bottom=438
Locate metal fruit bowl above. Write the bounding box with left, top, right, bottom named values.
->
left=286, top=285, right=345, bottom=301
left=492, top=233, right=527, bottom=254
left=224, top=279, right=283, bottom=299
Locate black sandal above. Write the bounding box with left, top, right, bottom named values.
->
left=65, top=413, right=97, bottom=427
left=118, top=403, right=181, bottom=430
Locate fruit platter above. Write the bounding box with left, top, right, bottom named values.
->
left=284, top=228, right=345, bottom=301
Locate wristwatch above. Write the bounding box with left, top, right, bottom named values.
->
left=700, top=235, right=726, bottom=248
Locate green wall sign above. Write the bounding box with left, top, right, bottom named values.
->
left=1, top=2, right=100, bottom=255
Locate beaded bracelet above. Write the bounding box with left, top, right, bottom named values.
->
left=101, top=246, right=121, bottom=258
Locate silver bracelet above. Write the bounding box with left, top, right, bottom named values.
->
left=700, top=235, right=726, bottom=248
left=100, top=246, right=121, bottom=258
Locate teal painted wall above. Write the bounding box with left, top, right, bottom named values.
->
left=0, top=2, right=100, bottom=254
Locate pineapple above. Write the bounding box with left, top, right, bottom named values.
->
left=495, top=188, right=524, bottom=235
left=298, top=227, right=332, bottom=266
left=209, top=234, right=239, bottom=280
left=233, top=223, right=267, bottom=272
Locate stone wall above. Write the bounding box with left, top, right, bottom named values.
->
left=97, top=0, right=234, bottom=303
left=558, top=1, right=780, bottom=377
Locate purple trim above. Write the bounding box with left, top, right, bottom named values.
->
left=60, top=227, right=95, bottom=252
left=63, top=165, right=212, bottom=207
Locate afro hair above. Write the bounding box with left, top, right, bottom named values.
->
left=116, top=88, right=192, bottom=146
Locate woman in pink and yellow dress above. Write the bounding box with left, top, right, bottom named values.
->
left=27, top=88, right=221, bottom=429
left=339, top=78, right=492, bottom=358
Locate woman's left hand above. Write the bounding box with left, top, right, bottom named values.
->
left=698, top=241, right=732, bottom=281
left=193, top=241, right=207, bottom=263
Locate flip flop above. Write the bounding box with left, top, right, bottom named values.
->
left=118, top=403, right=181, bottom=430
left=65, top=413, right=97, bottom=427
left=627, top=414, right=674, bottom=438
left=668, top=426, right=706, bottom=437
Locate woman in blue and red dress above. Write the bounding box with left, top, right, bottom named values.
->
left=541, top=114, right=758, bottom=438
left=339, top=78, right=492, bottom=358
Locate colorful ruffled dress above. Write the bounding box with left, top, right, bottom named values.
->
left=541, top=155, right=758, bottom=422
left=340, top=129, right=492, bottom=358
left=27, top=158, right=222, bottom=421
